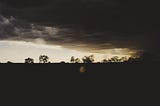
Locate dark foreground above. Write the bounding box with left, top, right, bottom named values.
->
left=1, top=63, right=160, bottom=79
left=1, top=63, right=159, bottom=91
left=1, top=63, right=159, bottom=104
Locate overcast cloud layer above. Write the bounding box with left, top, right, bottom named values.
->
left=0, top=0, right=160, bottom=54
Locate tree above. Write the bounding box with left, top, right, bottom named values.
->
left=106, top=56, right=121, bottom=63
left=25, top=58, right=34, bottom=64
left=75, top=58, right=81, bottom=63
left=104, top=56, right=127, bottom=63
left=102, top=57, right=127, bottom=63
left=102, top=59, right=108, bottom=63
left=70, top=56, right=75, bottom=63
left=119, top=57, right=128, bottom=62
left=70, top=56, right=81, bottom=63
left=39, top=55, right=49, bottom=63
left=82, top=55, right=94, bottom=63
left=111, top=56, right=119, bottom=62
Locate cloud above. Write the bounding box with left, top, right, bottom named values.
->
left=0, top=15, right=17, bottom=38
left=0, top=0, right=160, bottom=55
left=0, top=14, right=132, bottom=52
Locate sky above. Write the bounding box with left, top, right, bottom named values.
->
left=0, top=40, right=133, bottom=63
left=0, top=0, right=160, bottom=62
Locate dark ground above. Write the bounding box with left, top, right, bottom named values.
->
left=0, top=63, right=159, bottom=105
left=1, top=63, right=159, bottom=80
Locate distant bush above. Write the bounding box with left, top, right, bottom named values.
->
left=39, top=55, right=49, bottom=63
left=82, top=55, right=94, bottom=63
left=25, top=58, right=34, bottom=63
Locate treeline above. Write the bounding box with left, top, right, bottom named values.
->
left=1, top=52, right=159, bottom=63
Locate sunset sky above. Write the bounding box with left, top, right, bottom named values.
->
left=0, top=0, right=159, bottom=63
left=0, top=40, right=134, bottom=62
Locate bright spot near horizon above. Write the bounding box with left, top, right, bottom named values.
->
left=0, top=40, right=134, bottom=63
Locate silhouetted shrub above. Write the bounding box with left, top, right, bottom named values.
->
left=82, top=55, right=94, bottom=63
left=39, top=55, right=49, bottom=63
left=25, top=58, right=34, bottom=63
left=7, top=61, right=13, bottom=63
left=70, top=56, right=81, bottom=63
left=60, top=61, right=66, bottom=64
left=70, top=56, right=75, bottom=63
left=102, top=56, right=128, bottom=63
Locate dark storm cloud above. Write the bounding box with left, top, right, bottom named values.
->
left=0, top=0, right=160, bottom=53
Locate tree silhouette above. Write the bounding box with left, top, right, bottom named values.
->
left=70, top=56, right=81, bottom=63
left=39, top=55, right=49, bottom=63
left=82, top=55, right=94, bottom=63
left=102, top=59, right=108, bottom=63
left=70, top=56, right=75, bottom=63
left=102, top=56, right=128, bottom=63
left=111, top=56, right=120, bottom=62
left=75, top=58, right=81, bottom=63
left=106, top=56, right=123, bottom=63
left=25, top=58, right=34, bottom=64
left=119, top=57, right=128, bottom=62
